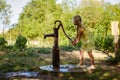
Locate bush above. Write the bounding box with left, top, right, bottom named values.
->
left=14, top=35, right=27, bottom=49
left=94, top=25, right=114, bottom=51
left=106, top=57, right=120, bottom=65
left=0, top=37, right=7, bottom=50
left=103, top=35, right=114, bottom=51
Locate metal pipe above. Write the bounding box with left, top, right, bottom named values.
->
left=44, top=34, right=54, bottom=39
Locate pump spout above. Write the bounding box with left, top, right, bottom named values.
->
left=44, top=33, right=54, bottom=39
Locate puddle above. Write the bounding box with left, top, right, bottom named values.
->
left=4, top=65, right=86, bottom=79
left=6, top=71, right=39, bottom=78
left=40, top=65, right=87, bottom=72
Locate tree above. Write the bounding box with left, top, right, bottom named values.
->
left=0, top=0, right=6, bottom=12
left=10, top=0, right=63, bottom=40
left=79, top=0, right=104, bottom=28
left=61, top=0, right=78, bottom=11
left=0, top=0, right=11, bottom=37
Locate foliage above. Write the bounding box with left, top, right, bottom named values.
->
left=103, top=35, right=114, bottom=51
left=0, top=57, right=39, bottom=72
left=60, top=41, right=82, bottom=51
left=106, top=56, right=120, bottom=65
left=0, top=0, right=11, bottom=37
left=4, top=0, right=120, bottom=53
left=94, top=25, right=114, bottom=51
left=0, top=46, right=52, bottom=72
left=0, top=37, right=7, bottom=50
left=0, top=0, right=6, bottom=12
left=38, top=47, right=51, bottom=54
left=80, top=0, right=103, bottom=28
left=60, top=45, right=77, bottom=51
left=14, top=35, right=27, bottom=49
left=15, top=0, right=63, bottom=39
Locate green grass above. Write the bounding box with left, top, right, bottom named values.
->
left=0, top=47, right=52, bottom=73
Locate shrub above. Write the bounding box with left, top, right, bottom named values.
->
left=94, top=25, right=114, bottom=51
left=103, top=35, right=114, bottom=51
left=14, top=35, right=27, bottom=49
left=0, top=37, right=7, bottom=50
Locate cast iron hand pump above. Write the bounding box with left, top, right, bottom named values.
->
left=44, top=20, right=72, bottom=69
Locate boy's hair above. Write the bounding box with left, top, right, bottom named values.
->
left=73, top=15, right=82, bottom=25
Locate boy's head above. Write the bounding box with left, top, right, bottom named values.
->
left=73, top=15, right=82, bottom=25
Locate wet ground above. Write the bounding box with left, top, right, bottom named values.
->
left=4, top=65, right=87, bottom=79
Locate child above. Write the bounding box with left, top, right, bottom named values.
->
left=72, top=15, right=95, bottom=69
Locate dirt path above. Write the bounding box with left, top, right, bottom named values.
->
left=60, top=50, right=108, bottom=60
